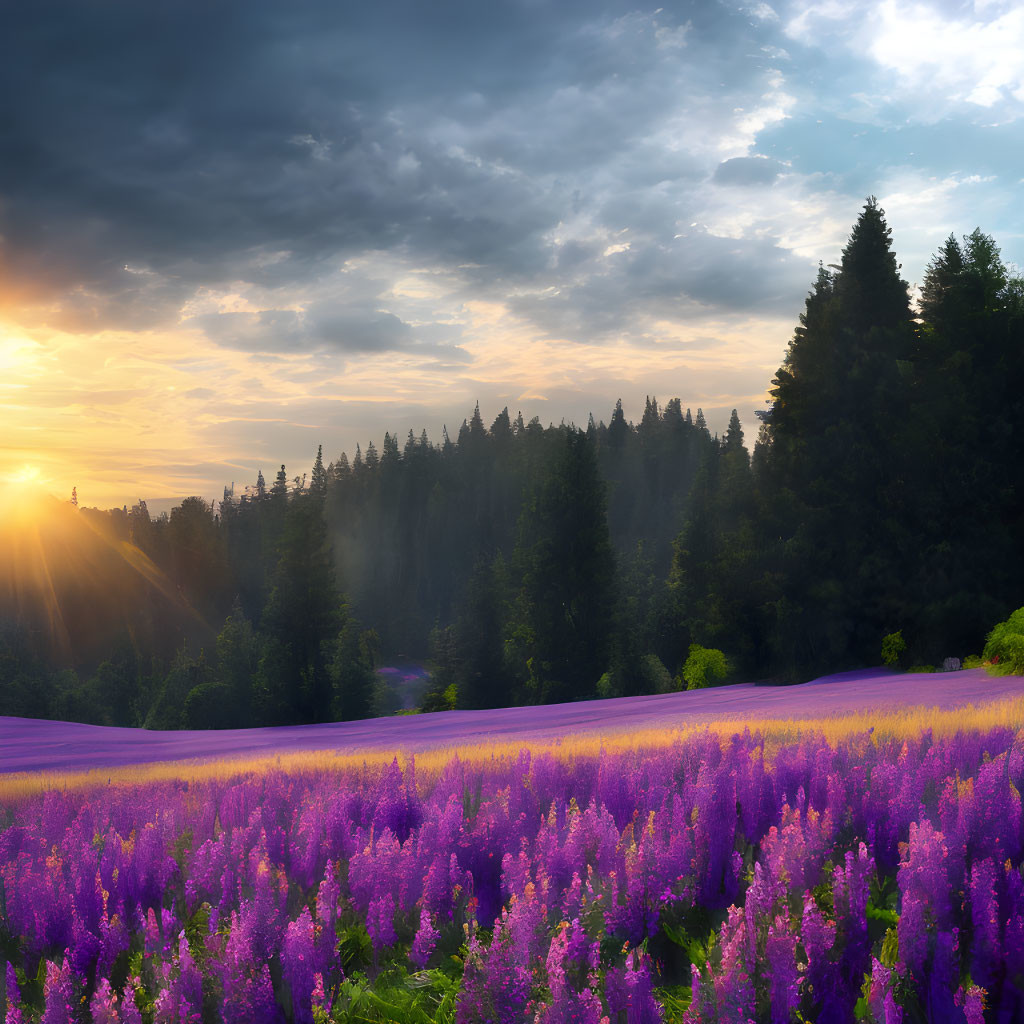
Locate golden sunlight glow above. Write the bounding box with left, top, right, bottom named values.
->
left=2, top=691, right=1023, bottom=802
left=5, top=464, right=44, bottom=485
left=0, top=484, right=205, bottom=668
left=0, top=284, right=790, bottom=508
left=0, top=479, right=54, bottom=526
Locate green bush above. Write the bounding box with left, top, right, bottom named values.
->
left=881, top=630, right=906, bottom=668
left=596, top=671, right=617, bottom=699
left=680, top=645, right=729, bottom=690
left=984, top=606, right=1024, bottom=675
left=963, top=654, right=984, bottom=669
left=183, top=682, right=234, bottom=729
left=642, top=653, right=675, bottom=694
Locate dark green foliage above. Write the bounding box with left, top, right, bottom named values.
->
left=211, top=602, right=262, bottom=726
left=166, top=497, right=231, bottom=621
left=513, top=429, right=615, bottom=702
left=327, top=615, right=377, bottom=721
left=0, top=627, right=55, bottom=719
left=454, top=559, right=514, bottom=709
left=83, top=647, right=141, bottom=727
left=145, top=645, right=211, bottom=730
left=310, top=444, right=329, bottom=501
left=259, top=493, right=344, bottom=723
left=665, top=201, right=1024, bottom=684
left=182, top=681, right=234, bottom=729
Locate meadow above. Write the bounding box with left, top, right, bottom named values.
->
left=3, top=669, right=1024, bottom=1022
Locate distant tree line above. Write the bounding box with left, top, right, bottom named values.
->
left=1, top=197, right=1022, bottom=726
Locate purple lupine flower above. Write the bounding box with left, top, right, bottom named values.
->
left=366, top=892, right=397, bottom=952
left=712, top=904, right=756, bottom=1022
left=969, top=858, right=1000, bottom=993
left=834, top=842, right=874, bottom=996
left=960, top=984, right=985, bottom=1024
left=5, top=961, right=25, bottom=1024
left=41, top=958, right=76, bottom=1024
left=536, top=919, right=604, bottom=1024
left=765, top=913, right=801, bottom=1023
left=605, top=949, right=662, bottom=1024
left=283, top=906, right=316, bottom=1024
left=410, top=908, right=440, bottom=969
left=312, top=973, right=332, bottom=1017
left=175, top=935, right=204, bottom=1023
left=89, top=978, right=122, bottom=1024
left=865, top=959, right=901, bottom=1024
left=119, top=978, right=144, bottom=1024
left=457, top=883, right=546, bottom=1023
left=800, top=891, right=836, bottom=995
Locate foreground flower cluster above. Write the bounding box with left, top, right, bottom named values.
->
left=3, top=725, right=1024, bottom=1022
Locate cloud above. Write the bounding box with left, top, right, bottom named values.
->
left=714, top=155, right=786, bottom=185
left=784, top=0, right=1024, bottom=120
left=4, top=0, right=1024, bottom=505
left=0, top=0, right=791, bottom=331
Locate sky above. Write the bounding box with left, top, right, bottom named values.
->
left=1, top=0, right=1022, bottom=510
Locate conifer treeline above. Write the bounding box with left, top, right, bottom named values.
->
left=2, top=198, right=1022, bottom=725
left=713, top=201, right=1024, bottom=679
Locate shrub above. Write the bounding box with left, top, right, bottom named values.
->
left=679, top=645, right=729, bottom=690
left=881, top=631, right=906, bottom=668
left=641, top=654, right=674, bottom=694
left=984, top=606, right=1024, bottom=675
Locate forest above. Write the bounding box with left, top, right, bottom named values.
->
left=1, top=198, right=1022, bottom=729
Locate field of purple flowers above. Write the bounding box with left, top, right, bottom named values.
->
left=4, top=718, right=1024, bottom=1022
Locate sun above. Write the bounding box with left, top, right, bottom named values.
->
left=0, top=469, right=57, bottom=530
left=6, top=464, right=45, bottom=485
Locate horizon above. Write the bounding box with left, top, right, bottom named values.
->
left=3, top=0, right=1023, bottom=508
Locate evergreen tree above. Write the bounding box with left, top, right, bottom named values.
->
left=212, top=601, right=262, bottom=726
left=327, top=611, right=376, bottom=720
left=469, top=401, right=486, bottom=439
left=764, top=197, right=916, bottom=677
left=310, top=444, right=328, bottom=500
left=607, top=399, right=629, bottom=448
left=515, top=429, right=614, bottom=702
left=383, top=431, right=401, bottom=464
left=456, top=559, right=512, bottom=709
left=490, top=407, right=512, bottom=444
left=259, top=494, right=343, bottom=723
left=723, top=409, right=745, bottom=457
left=332, top=451, right=350, bottom=482
left=639, top=396, right=660, bottom=440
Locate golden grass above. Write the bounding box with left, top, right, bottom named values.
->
left=3, top=693, right=1024, bottom=805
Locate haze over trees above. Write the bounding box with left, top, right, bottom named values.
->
left=1, top=199, right=1022, bottom=727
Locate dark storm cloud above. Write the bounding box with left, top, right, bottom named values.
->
left=507, top=228, right=809, bottom=341
left=0, top=0, right=788, bottom=340
left=190, top=305, right=415, bottom=354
